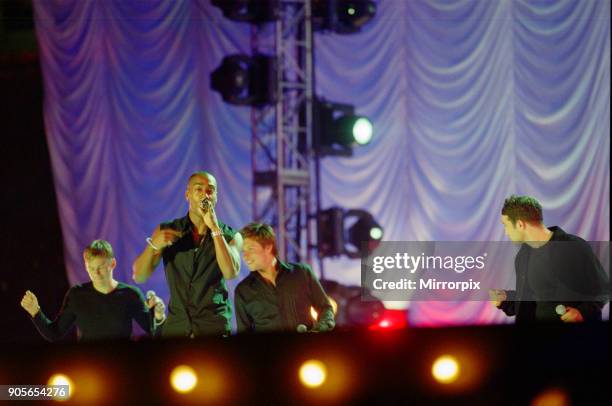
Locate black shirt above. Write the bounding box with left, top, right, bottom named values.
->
left=234, top=260, right=335, bottom=333
left=31, top=282, right=155, bottom=341
left=160, top=214, right=237, bottom=337
left=499, top=226, right=609, bottom=323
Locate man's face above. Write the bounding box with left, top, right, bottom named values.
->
left=501, top=215, right=525, bottom=243
left=186, top=174, right=217, bottom=212
left=84, top=256, right=115, bottom=284
left=242, top=238, right=274, bottom=272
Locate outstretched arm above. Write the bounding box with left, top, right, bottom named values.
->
left=21, top=290, right=76, bottom=342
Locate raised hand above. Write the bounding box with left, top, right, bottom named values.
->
left=20, top=290, right=40, bottom=317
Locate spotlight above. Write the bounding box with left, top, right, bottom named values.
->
left=170, top=365, right=198, bottom=394
left=299, top=360, right=327, bottom=388
left=531, top=387, right=571, bottom=406
left=317, top=207, right=383, bottom=258
left=344, top=209, right=383, bottom=258
left=313, top=0, right=377, bottom=34
left=211, top=0, right=278, bottom=23
left=368, top=308, right=408, bottom=331
left=431, top=355, right=460, bottom=384
left=47, top=373, right=72, bottom=401
left=314, top=99, right=373, bottom=157
left=211, top=54, right=277, bottom=106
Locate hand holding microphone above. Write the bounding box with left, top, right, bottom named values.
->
left=199, top=196, right=219, bottom=230
left=146, top=290, right=166, bottom=322
left=556, top=304, right=583, bottom=323
left=200, top=197, right=212, bottom=213
left=297, top=321, right=332, bottom=333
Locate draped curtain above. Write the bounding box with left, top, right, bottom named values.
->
left=34, top=0, right=610, bottom=327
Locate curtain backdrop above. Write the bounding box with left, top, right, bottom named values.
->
left=33, top=0, right=610, bottom=327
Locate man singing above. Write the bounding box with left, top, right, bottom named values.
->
left=132, top=171, right=242, bottom=338
left=235, top=222, right=335, bottom=333
left=20, top=240, right=165, bottom=341
left=491, top=195, right=608, bottom=323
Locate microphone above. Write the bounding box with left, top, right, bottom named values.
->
left=200, top=197, right=211, bottom=213
left=296, top=324, right=308, bottom=333
left=555, top=304, right=567, bottom=316
left=146, top=290, right=164, bottom=312
left=146, top=290, right=159, bottom=308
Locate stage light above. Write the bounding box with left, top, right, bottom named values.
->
left=345, top=209, right=383, bottom=258
left=336, top=1, right=376, bottom=32
left=211, top=0, right=278, bottom=23
left=313, top=0, right=377, bottom=34
left=432, top=355, right=460, bottom=384
left=317, top=207, right=383, bottom=259
left=314, top=99, right=374, bottom=157
left=47, top=373, right=73, bottom=401
left=299, top=360, right=327, bottom=388
left=531, top=387, right=570, bottom=406
left=170, top=365, right=198, bottom=394
left=211, top=54, right=277, bottom=106
left=369, top=226, right=383, bottom=240
left=368, top=309, right=407, bottom=331
left=352, top=117, right=374, bottom=145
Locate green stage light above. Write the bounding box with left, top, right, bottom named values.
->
left=352, top=117, right=373, bottom=145
left=315, top=99, right=374, bottom=157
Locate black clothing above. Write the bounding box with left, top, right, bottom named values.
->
left=499, top=226, right=608, bottom=323
left=31, top=282, right=155, bottom=341
left=160, top=214, right=237, bottom=337
left=234, top=260, right=335, bottom=333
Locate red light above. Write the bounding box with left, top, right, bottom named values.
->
left=368, top=309, right=407, bottom=330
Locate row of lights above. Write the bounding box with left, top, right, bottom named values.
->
left=212, top=0, right=376, bottom=34
left=40, top=353, right=569, bottom=404
left=44, top=354, right=460, bottom=402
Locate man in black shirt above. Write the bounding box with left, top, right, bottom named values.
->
left=235, top=222, right=335, bottom=333
left=20, top=240, right=166, bottom=341
left=132, top=171, right=242, bottom=337
left=490, top=195, right=608, bottom=323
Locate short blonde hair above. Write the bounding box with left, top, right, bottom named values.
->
left=83, top=240, right=114, bottom=261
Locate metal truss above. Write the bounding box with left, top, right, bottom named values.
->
left=251, top=0, right=314, bottom=263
